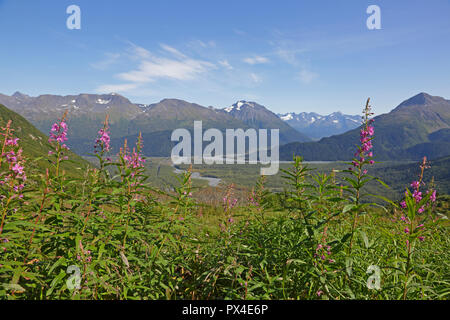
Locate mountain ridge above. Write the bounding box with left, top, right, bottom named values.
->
left=280, top=92, right=450, bottom=161
left=0, top=93, right=311, bottom=156
left=277, top=111, right=361, bottom=139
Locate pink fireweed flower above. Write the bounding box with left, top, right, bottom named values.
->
left=413, top=190, right=422, bottom=203
left=6, top=138, right=19, bottom=146
left=411, top=181, right=420, bottom=189
left=351, top=99, right=375, bottom=170
left=430, top=190, right=437, bottom=202
left=6, top=151, right=17, bottom=163
left=48, top=120, right=68, bottom=145
left=400, top=201, right=407, bottom=209
left=51, top=123, right=59, bottom=132
left=95, top=126, right=111, bottom=153
left=12, top=164, right=24, bottom=175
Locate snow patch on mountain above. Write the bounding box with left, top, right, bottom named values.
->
left=280, top=113, right=293, bottom=121
left=96, top=99, right=111, bottom=105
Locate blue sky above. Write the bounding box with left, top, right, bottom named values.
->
left=0, top=0, right=449, bottom=115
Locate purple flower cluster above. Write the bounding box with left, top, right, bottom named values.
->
left=0, top=123, right=26, bottom=197
left=48, top=121, right=68, bottom=148
left=120, top=135, right=146, bottom=171
left=248, top=189, right=259, bottom=207
left=400, top=163, right=437, bottom=215
left=350, top=101, right=375, bottom=171
left=124, top=150, right=146, bottom=169
left=398, top=158, right=437, bottom=246
left=398, top=213, right=426, bottom=242
left=94, top=127, right=111, bottom=153
left=314, top=243, right=334, bottom=264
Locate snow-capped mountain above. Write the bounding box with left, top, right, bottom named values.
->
left=277, top=111, right=361, bottom=139
left=222, top=100, right=311, bottom=143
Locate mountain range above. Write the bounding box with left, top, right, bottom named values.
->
left=280, top=93, right=450, bottom=161
left=0, top=93, right=311, bottom=156
left=221, top=100, right=310, bottom=142
left=277, top=111, right=361, bottom=139
left=1, top=91, right=449, bottom=162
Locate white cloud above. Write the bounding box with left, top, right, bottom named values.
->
left=299, top=69, right=319, bottom=84
left=188, top=40, right=216, bottom=49
left=243, top=56, right=269, bottom=65
left=96, top=43, right=215, bottom=93
left=218, top=59, right=233, bottom=70
left=118, top=57, right=214, bottom=82
left=132, top=45, right=152, bottom=59
left=275, top=49, right=300, bottom=66
left=91, top=53, right=121, bottom=70
left=160, top=43, right=187, bottom=59
left=250, top=73, right=262, bottom=83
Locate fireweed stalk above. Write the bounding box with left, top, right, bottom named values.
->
left=93, top=115, right=111, bottom=173
left=248, top=175, right=267, bottom=222
left=399, top=157, right=437, bottom=299
left=117, top=134, right=146, bottom=247
left=346, top=98, right=376, bottom=254
left=0, top=121, right=26, bottom=235
left=48, top=111, right=69, bottom=189
left=222, top=184, right=238, bottom=226
left=172, top=165, right=194, bottom=217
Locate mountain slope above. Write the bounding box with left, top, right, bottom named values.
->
left=278, top=111, right=361, bottom=139
left=0, top=104, right=89, bottom=175
left=280, top=93, right=450, bottom=161
left=222, top=101, right=311, bottom=143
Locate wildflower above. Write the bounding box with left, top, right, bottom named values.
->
left=411, top=181, right=420, bottom=189
left=430, top=190, right=436, bottom=202
left=6, top=138, right=19, bottom=146
left=317, top=290, right=323, bottom=297
left=95, top=126, right=111, bottom=153
left=49, top=120, right=68, bottom=145
left=400, top=201, right=407, bottom=209
left=413, top=190, right=422, bottom=203
left=351, top=99, right=375, bottom=171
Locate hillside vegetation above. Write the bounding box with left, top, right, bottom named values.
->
left=0, top=104, right=89, bottom=176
